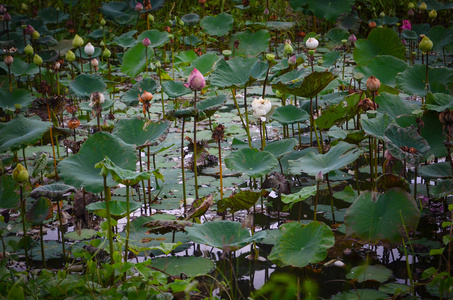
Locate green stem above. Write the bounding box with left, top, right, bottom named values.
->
left=103, top=175, right=115, bottom=263
left=326, top=173, right=335, bottom=223
left=57, top=197, right=66, bottom=264
left=40, top=224, right=46, bottom=268
left=158, top=67, right=165, bottom=118
left=20, top=185, right=29, bottom=270
left=231, top=89, right=252, bottom=148
left=125, top=186, right=130, bottom=263
left=218, top=140, right=224, bottom=200
left=314, top=182, right=319, bottom=221
left=181, top=118, right=187, bottom=210
left=193, top=91, right=199, bottom=199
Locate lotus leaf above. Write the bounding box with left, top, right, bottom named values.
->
left=353, top=28, right=406, bottom=66
left=281, top=185, right=317, bottom=204
left=344, top=188, right=420, bottom=245
left=112, top=30, right=138, bottom=48
left=162, top=81, right=192, bottom=98
left=121, top=43, right=154, bottom=78
left=375, top=93, right=420, bottom=121
left=346, top=264, right=392, bottom=283
left=229, top=30, right=270, bottom=57
left=354, top=55, right=408, bottom=86
left=271, top=105, right=309, bottom=125
left=0, top=175, right=20, bottom=209
left=151, top=256, right=215, bottom=277
left=181, top=13, right=200, bottom=26
left=26, top=197, right=52, bottom=226
left=217, top=190, right=263, bottom=213
left=326, top=28, right=349, bottom=44
left=137, top=30, right=169, bottom=48
left=333, top=185, right=358, bottom=204
left=396, top=64, right=453, bottom=97
left=65, top=229, right=97, bottom=241
left=419, top=162, right=452, bottom=180
left=421, top=110, right=447, bottom=158
left=0, top=116, right=52, bottom=153
left=425, top=93, right=453, bottom=112
left=376, top=174, right=410, bottom=193
left=264, top=138, right=298, bottom=159
left=166, top=94, right=227, bottom=121
left=86, top=200, right=142, bottom=219
left=331, top=289, right=389, bottom=300
left=69, top=74, right=107, bottom=98
left=225, top=148, right=278, bottom=178
left=121, top=78, right=159, bottom=106
left=112, top=118, right=170, bottom=148
left=38, top=7, right=70, bottom=24
left=0, top=88, right=35, bottom=113
left=360, top=114, right=394, bottom=140
left=200, top=13, right=233, bottom=36
left=183, top=53, right=219, bottom=76
left=316, top=93, right=360, bottom=130
left=95, top=156, right=158, bottom=186
left=427, top=25, right=453, bottom=51
left=273, top=71, right=337, bottom=98
left=210, top=57, right=268, bottom=89
left=185, top=220, right=267, bottom=250
left=58, top=132, right=137, bottom=193
left=268, top=221, right=335, bottom=268
left=30, top=183, right=77, bottom=201
left=0, top=57, right=39, bottom=76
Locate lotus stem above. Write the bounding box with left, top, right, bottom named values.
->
left=147, top=146, right=152, bottom=209
left=369, top=136, right=374, bottom=190
left=314, top=182, right=319, bottom=222
left=310, top=98, right=314, bottom=145
left=78, top=47, right=83, bottom=73
left=312, top=119, right=323, bottom=154
left=193, top=90, right=199, bottom=199
left=181, top=118, right=187, bottom=211
left=40, top=224, right=46, bottom=268
left=56, top=197, right=67, bottom=264
left=124, top=186, right=130, bottom=263
left=102, top=174, right=115, bottom=263
left=261, top=67, right=270, bottom=99
left=145, top=51, right=148, bottom=76
left=424, top=53, right=429, bottom=106
left=326, top=173, right=335, bottom=223
left=231, top=89, right=251, bottom=148
left=218, top=139, right=224, bottom=200
left=20, top=185, right=30, bottom=270
left=7, top=65, right=12, bottom=92
left=138, top=149, right=148, bottom=212
left=158, top=67, right=165, bottom=118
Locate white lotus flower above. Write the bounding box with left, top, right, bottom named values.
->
left=306, top=37, right=319, bottom=49
left=84, top=42, right=95, bottom=56
left=252, top=97, right=272, bottom=120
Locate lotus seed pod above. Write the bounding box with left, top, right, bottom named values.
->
left=100, top=18, right=106, bottom=26
left=33, top=54, right=43, bottom=66
left=428, top=9, right=437, bottom=19
left=32, top=30, right=40, bottom=40
left=419, top=2, right=427, bottom=10
left=24, top=44, right=34, bottom=56
left=12, top=163, right=29, bottom=183
left=354, top=72, right=364, bottom=82
left=66, top=50, right=76, bottom=62
left=139, top=91, right=153, bottom=103
left=419, top=35, right=433, bottom=53
left=317, top=59, right=324, bottom=65
left=103, top=48, right=111, bottom=58
left=222, top=50, right=232, bottom=57
left=99, top=166, right=108, bottom=177
left=72, top=34, right=84, bottom=48
left=308, top=49, right=315, bottom=56
left=341, top=39, right=347, bottom=44
left=4, top=55, right=13, bottom=66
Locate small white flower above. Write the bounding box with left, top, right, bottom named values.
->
left=251, top=97, right=272, bottom=119
left=84, top=42, right=95, bottom=56
left=306, top=37, right=319, bottom=49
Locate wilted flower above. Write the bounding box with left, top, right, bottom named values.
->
left=139, top=91, right=153, bottom=103
left=66, top=50, right=76, bottom=62
left=419, top=35, right=433, bottom=53
left=142, top=37, right=151, bottom=47
left=353, top=72, right=364, bottom=82
left=401, top=20, right=411, bottom=31
left=4, top=55, right=13, bottom=66
left=185, top=68, right=206, bottom=91
left=288, top=55, right=297, bottom=65
left=72, top=34, right=84, bottom=48
left=12, top=163, right=29, bottom=183
left=348, top=34, right=357, bottom=44
left=366, top=76, right=381, bottom=92
left=252, top=97, right=272, bottom=120
left=357, top=97, right=378, bottom=111
left=84, top=42, right=94, bottom=56
left=68, top=118, right=81, bottom=130
left=305, top=37, right=319, bottom=49
left=212, top=124, right=225, bottom=143
left=264, top=8, right=269, bottom=15
left=89, top=92, right=105, bottom=108
left=408, top=9, right=414, bottom=16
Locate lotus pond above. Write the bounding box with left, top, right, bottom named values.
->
left=1, top=0, right=453, bottom=299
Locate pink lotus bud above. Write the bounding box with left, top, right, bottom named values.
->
left=384, top=150, right=397, bottom=161
left=0, top=6, right=6, bottom=14
left=91, top=58, right=99, bottom=67
left=25, top=24, right=34, bottom=35
left=264, top=8, right=269, bottom=15
left=315, top=171, right=323, bottom=182
left=142, top=37, right=151, bottom=47
left=348, top=33, right=357, bottom=44
left=408, top=9, right=414, bottom=16
left=185, top=68, right=206, bottom=91
left=3, top=13, right=10, bottom=22
left=288, top=55, right=297, bottom=65
left=401, top=20, right=411, bottom=31
left=135, top=3, right=143, bottom=12
left=4, top=55, right=13, bottom=66
left=401, top=38, right=407, bottom=46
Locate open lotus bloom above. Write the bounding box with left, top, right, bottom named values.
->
left=252, top=97, right=272, bottom=120
left=185, top=68, right=206, bottom=91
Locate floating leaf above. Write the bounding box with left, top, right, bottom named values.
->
left=396, top=64, right=453, bottom=97
left=346, top=264, right=392, bottom=283
left=264, top=138, right=298, bottom=159
left=0, top=88, right=34, bottom=113
left=217, top=190, right=263, bottom=213
left=225, top=148, right=278, bottom=178
left=331, top=289, right=389, bottom=300
left=151, top=256, right=215, bottom=277
left=210, top=57, right=268, bottom=89
left=69, top=74, right=107, bottom=98
left=281, top=185, right=317, bottom=204
left=162, top=81, right=192, bottom=98
left=112, top=118, right=170, bottom=148
left=229, top=30, right=270, bottom=57
left=271, top=105, right=309, bottom=125
left=200, top=12, right=234, bottom=36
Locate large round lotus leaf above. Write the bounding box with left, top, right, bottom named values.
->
left=65, top=229, right=97, bottom=241
left=265, top=22, right=295, bottom=30
left=344, top=188, right=420, bottom=245
left=225, top=148, right=278, bottom=178
left=306, top=0, right=354, bottom=22
left=375, top=93, right=420, bottom=121
left=121, top=43, right=154, bottom=78
left=0, top=88, right=34, bottom=112
left=326, top=28, right=349, bottom=44
left=396, top=64, right=453, bottom=97
left=272, top=71, right=337, bottom=98
left=353, top=28, right=406, bottom=66
left=30, top=183, right=77, bottom=200
left=360, top=114, right=394, bottom=140
left=100, top=2, right=135, bottom=25
left=0, top=33, right=24, bottom=55
left=183, top=53, right=219, bottom=77
left=181, top=13, right=200, bottom=26
left=425, top=93, right=453, bottom=112
left=288, top=141, right=362, bottom=176
left=195, top=94, right=228, bottom=120
left=151, top=256, right=215, bottom=277
left=38, top=7, right=69, bottom=24
left=200, top=12, right=233, bottom=36
left=121, top=78, right=159, bottom=106
left=137, top=30, right=169, bottom=48
left=69, top=74, right=107, bottom=98
left=58, top=132, right=137, bottom=193
left=35, top=50, right=59, bottom=62
left=430, top=179, right=453, bottom=198
left=87, top=29, right=104, bottom=40
left=0, top=175, right=20, bottom=209
left=268, top=221, right=334, bottom=268
left=384, top=124, right=430, bottom=167
left=79, top=99, right=114, bottom=112
left=347, top=265, right=393, bottom=283
left=0, top=116, right=52, bottom=153
left=113, top=118, right=170, bottom=148
left=354, top=55, right=408, bottom=86
left=0, top=57, right=39, bottom=76
left=427, top=25, right=453, bottom=51
left=185, top=220, right=267, bottom=250
left=162, top=81, right=192, bottom=98
left=331, top=289, right=389, bottom=300
left=210, top=57, right=268, bottom=89
left=316, top=93, right=360, bottom=130
left=419, top=162, right=452, bottom=180
left=229, top=30, right=270, bottom=57
left=321, top=51, right=342, bottom=67
left=271, top=68, right=309, bottom=86
left=376, top=173, right=410, bottom=193
left=264, top=138, right=298, bottom=159
left=26, top=197, right=52, bottom=226
left=28, top=240, right=63, bottom=261
left=402, top=30, right=418, bottom=41
left=112, top=30, right=138, bottom=48
left=217, top=190, right=263, bottom=213
left=421, top=110, right=447, bottom=158
left=272, top=105, right=309, bottom=125
left=95, top=156, right=154, bottom=186
left=86, top=200, right=142, bottom=219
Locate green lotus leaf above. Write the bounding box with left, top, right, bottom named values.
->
left=65, top=229, right=98, bottom=241
left=162, top=81, right=192, bottom=98
left=333, top=185, right=358, bottom=204
left=401, top=30, right=418, bottom=40
left=353, top=27, right=406, bottom=66
left=360, top=113, right=394, bottom=140
left=376, top=174, right=410, bottom=193
left=326, top=28, right=349, bottom=44
left=225, top=148, right=278, bottom=178
left=30, top=183, right=77, bottom=200
left=354, top=55, right=408, bottom=86
left=86, top=200, right=142, bottom=219
left=0, top=116, right=52, bottom=153
left=0, top=175, right=20, bottom=209
left=181, top=35, right=202, bottom=46
left=38, top=7, right=70, bottom=24
left=264, top=138, right=298, bottom=159
left=100, top=2, right=135, bottom=25
left=0, top=88, right=34, bottom=112
left=35, top=50, right=59, bottom=62
left=271, top=105, right=309, bottom=125
left=79, top=99, right=114, bottom=112
left=316, top=93, right=360, bottom=130
left=306, top=0, right=354, bottom=22
left=265, top=22, right=295, bottom=30
left=321, top=51, right=342, bottom=67
left=332, top=289, right=389, bottom=300
left=281, top=185, right=317, bottom=204
left=75, top=47, right=102, bottom=59
left=430, top=179, right=453, bottom=198
left=396, top=64, right=453, bottom=97
left=421, top=110, right=447, bottom=158
left=0, top=57, right=39, bottom=76
left=26, top=197, right=52, bottom=226
left=112, top=118, right=170, bottom=148
left=151, top=256, right=215, bottom=277
left=271, top=68, right=309, bottom=87
left=181, top=13, right=200, bottom=26
left=288, top=141, right=362, bottom=176
left=344, top=188, right=420, bottom=245
left=112, top=30, right=138, bottom=48
left=217, top=190, right=263, bottom=213
left=121, top=43, right=154, bottom=78
left=229, top=30, right=270, bottom=57
left=425, top=92, right=453, bottom=112
left=200, top=12, right=233, bottom=36
left=427, top=25, right=453, bottom=51
left=183, top=53, right=219, bottom=76
left=69, top=74, right=107, bottom=98
left=58, top=132, right=137, bottom=193
left=272, top=71, right=337, bottom=98
left=268, top=221, right=335, bottom=268
left=375, top=93, right=420, bottom=121
left=419, top=162, right=452, bottom=180
left=346, top=264, right=392, bottom=283
left=121, top=78, right=159, bottom=106
left=185, top=220, right=267, bottom=250
left=210, top=57, right=268, bottom=89
left=384, top=124, right=430, bottom=167
left=137, top=30, right=169, bottom=48
left=195, top=94, right=228, bottom=121
left=95, top=156, right=157, bottom=186
left=26, top=240, right=63, bottom=261
left=87, top=29, right=104, bottom=40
